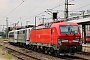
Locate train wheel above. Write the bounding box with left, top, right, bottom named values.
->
left=25, top=45, right=28, bottom=49
left=50, top=48, right=54, bottom=54
left=20, top=43, right=22, bottom=47
left=48, top=51, right=51, bottom=55
left=54, top=50, right=59, bottom=56
left=44, top=48, right=48, bottom=54
left=31, top=45, right=34, bottom=50
left=28, top=45, right=32, bottom=50
left=22, top=43, right=25, bottom=47
left=34, top=46, right=37, bottom=51
left=48, top=48, right=51, bottom=55
left=37, top=49, right=40, bottom=52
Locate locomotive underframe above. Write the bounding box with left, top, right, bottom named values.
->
left=30, top=42, right=82, bottom=54
left=8, top=38, right=82, bottom=56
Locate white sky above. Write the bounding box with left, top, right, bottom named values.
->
left=0, top=0, right=90, bottom=30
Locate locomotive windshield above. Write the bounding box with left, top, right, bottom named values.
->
left=60, top=25, right=78, bottom=34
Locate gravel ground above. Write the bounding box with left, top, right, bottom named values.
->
left=0, top=48, right=9, bottom=60
left=0, top=54, right=8, bottom=60
left=0, top=39, right=17, bottom=60
left=0, top=39, right=8, bottom=60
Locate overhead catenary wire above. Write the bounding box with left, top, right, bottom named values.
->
left=68, top=0, right=90, bottom=18
left=23, top=0, right=75, bottom=22
left=34, top=0, right=75, bottom=21
left=7, top=0, right=75, bottom=21
left=0, top=0, right=12, bottom=17
left=36, top=0, right=74, bottom=16
left=6, top=0, right=25, bottom=17
left=21, top=0, right=45, bottom=17
left=71, top=3, right=90, bottom=11
left=7, top=0, right=90, bottom=26
left=67, top=0, right=90, bottom=13
left=35, top=0, right=90, bottom=18
left=0, top=0, right=26, bottom=23
left=27, top=0, right=75, bottom=24
left=22, top=0, right=65, bottom=20
left=51, top=0, right=74, bottom=10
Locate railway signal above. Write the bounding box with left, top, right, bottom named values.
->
left=53, top=13, right=57, bottom=19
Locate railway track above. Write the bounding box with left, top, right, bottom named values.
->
left=75, top=52, right=90, bottom=60
left=0, top=40, right=89, bottom=60
left=0, top=40, right=42, bottom=60
left=5, top=47, right=41, bottom=60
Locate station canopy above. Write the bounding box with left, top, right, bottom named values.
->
left=68, top=17, right=90, bottom=25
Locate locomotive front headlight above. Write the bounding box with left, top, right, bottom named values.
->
left=62, top=40, right=68, bottom=42
left=72, top=39, right=80, bottom=42
left=58, top=39, right=62, bottom=44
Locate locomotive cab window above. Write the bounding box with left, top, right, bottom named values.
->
left=60, top=25, right=78, bottom=34
left=9, top=32, right=14, bottom=39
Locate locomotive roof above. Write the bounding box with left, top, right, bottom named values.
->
left=32, top=21, right=78, bottom=30
left=51, top=22, right=78, bottom=27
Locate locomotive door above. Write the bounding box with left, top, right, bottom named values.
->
left=51, top=27, right=56, bottom=44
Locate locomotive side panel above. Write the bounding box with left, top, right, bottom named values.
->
left=30, top=30, right=39, bottom=43
left=41, top=28, right=51, bottom=44
left=30, top=28, right=51, bottom=44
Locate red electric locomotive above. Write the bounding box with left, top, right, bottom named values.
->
left=86, top=30, right=90, bottom=42
left=30, top=21, right=82, bottom=55
left=82, top=30, right=90, bottom=43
